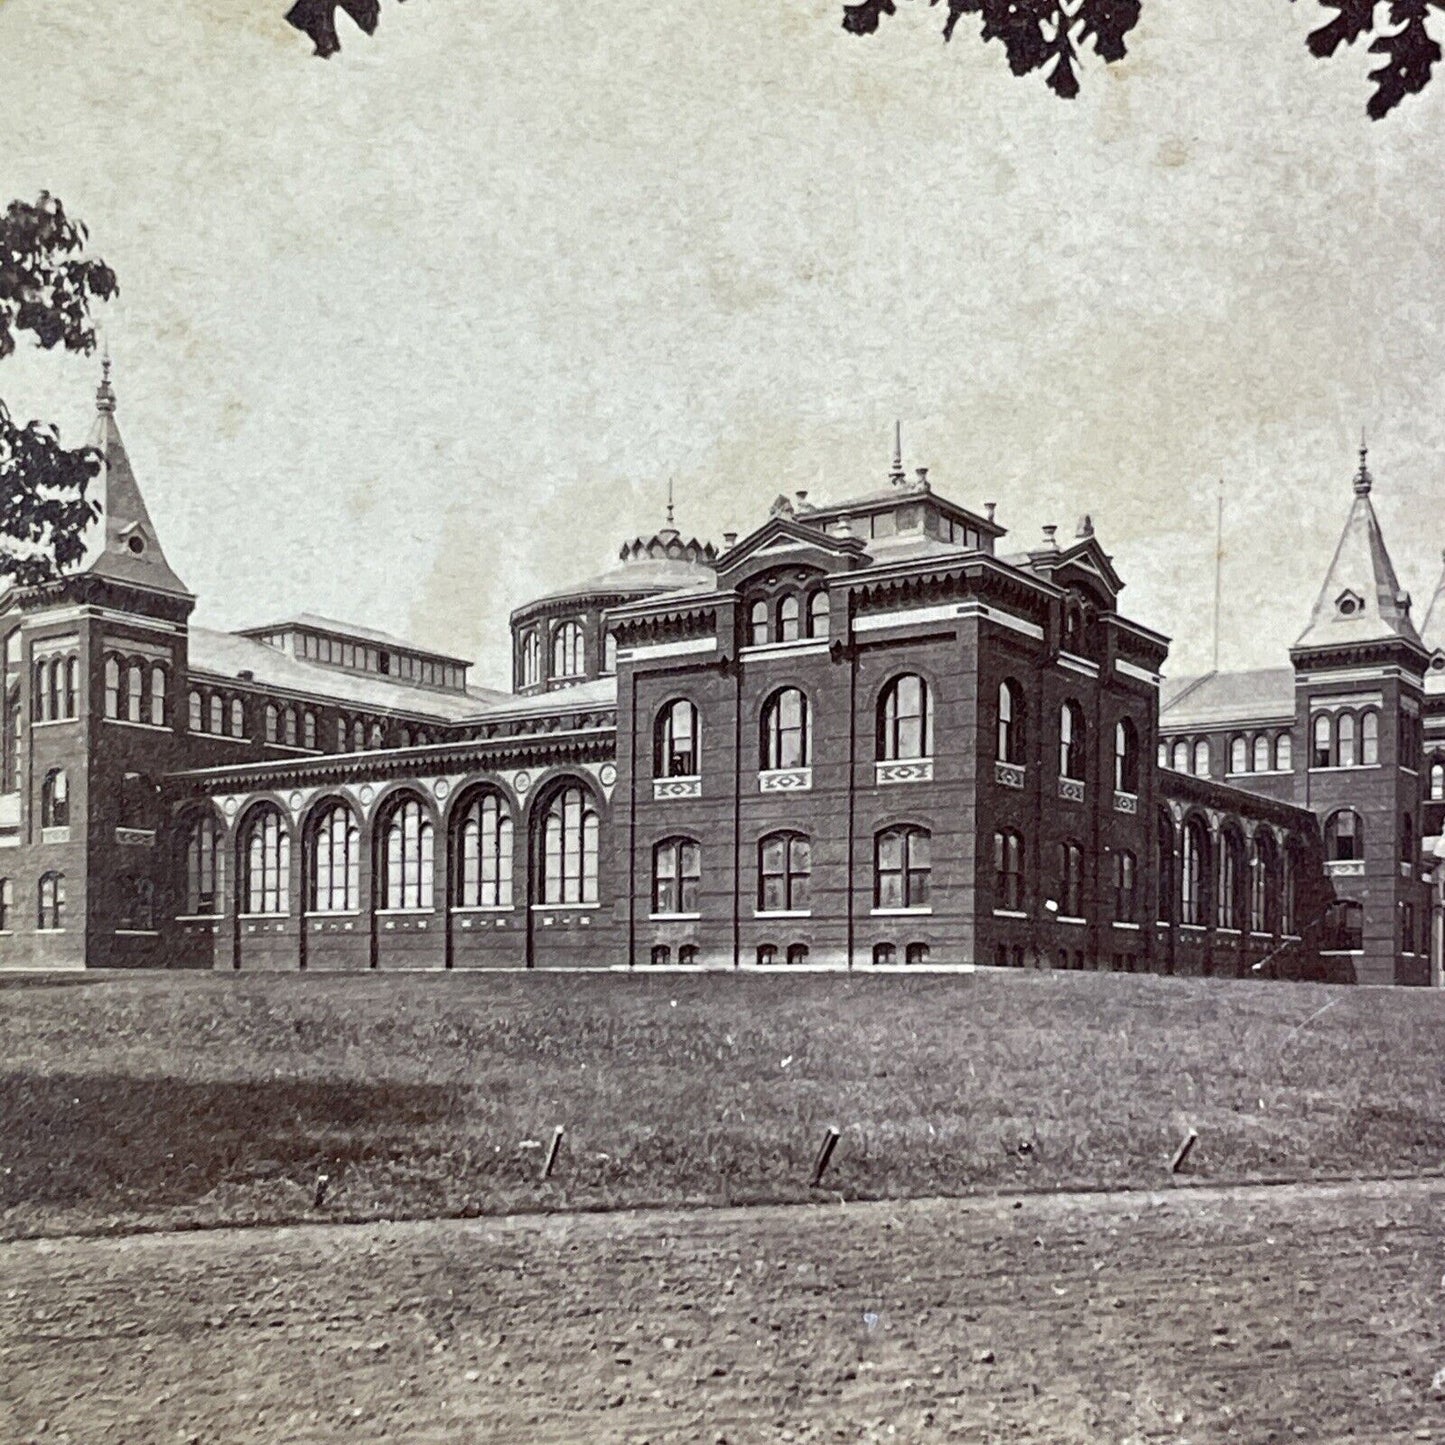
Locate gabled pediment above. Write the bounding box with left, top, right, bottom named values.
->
left=715, top=515, right=869, bottom=588
left=1030, top=536, right=1123, bottom=607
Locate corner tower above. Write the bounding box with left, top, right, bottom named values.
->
left=1289, top=441, right=1429, bottom=985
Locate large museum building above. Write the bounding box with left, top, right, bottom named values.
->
left=2, top=370, right=1441, bottom=984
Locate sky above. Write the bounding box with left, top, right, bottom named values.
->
left=2, top=0, right=1444, bottom=688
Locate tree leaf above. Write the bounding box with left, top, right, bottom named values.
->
left=284, top=0, right=387, bottom=58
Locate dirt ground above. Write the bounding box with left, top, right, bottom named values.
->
left=3, top=1178, right=1444, bottom=1444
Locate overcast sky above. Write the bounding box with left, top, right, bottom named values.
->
left=2, top=0, right=1443, bottom=687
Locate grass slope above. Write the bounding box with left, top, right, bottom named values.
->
left=3, top=969, right=1445, bottom=1238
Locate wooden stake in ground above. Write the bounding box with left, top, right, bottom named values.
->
left=811, top=1126, right=841, bottom=1188
left=1170, top=1128, right=1198, bottom=1174
left=541, top=1126, right=564, bottom=1181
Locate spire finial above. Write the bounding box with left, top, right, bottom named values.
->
left=666, top=476, right=675, bottom=526
left=1354, top=429, right=1372, bottom=496
left=96, top=342, right=116, bottom=415
left=889, top=420, right=905, bottom=485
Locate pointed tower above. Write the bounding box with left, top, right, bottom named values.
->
left=1289, top=441, right=1430, bottom=985
left=0, top=364, right=195, bottom=967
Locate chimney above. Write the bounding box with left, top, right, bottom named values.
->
left=1042, top=524, right=1059, bottom=551
left=795, top=490, right=809, bottom=509
left=985, top=502, right=997, bottom=524
left=915, top=467, right=929, bottom=489
left=722, top=531, right=738, bottom=549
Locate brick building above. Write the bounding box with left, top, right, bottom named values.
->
left=7, top=371, right=1425, bottom=983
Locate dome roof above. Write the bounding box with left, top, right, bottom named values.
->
left=517, top=526, right=718, bottom=615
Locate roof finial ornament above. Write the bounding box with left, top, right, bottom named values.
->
left=666, top=476, right=675, bottom=526
left=1354, top=427, right=1372, bottom=496
left=96, top=338, right=116, bottom=415
left=889, top=420, right=905, bottom=486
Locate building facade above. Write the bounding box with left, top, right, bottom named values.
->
left=8, top=372, right=1429, bottom=983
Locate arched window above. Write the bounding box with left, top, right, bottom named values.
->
left=603, top=632, right=618, bottom=673
left=230, top=699, right=245, bottom=739
left=1250, top=832, right=1276, bottom=934
left=104, top=657, right=120, bottom=718
left=0, top=877, right=10, bottom=931
left=552, top=621, right=584, bottom=678
left=264, top=703, right=279, bottom=743
left=1114, top=718, right=1139, bottom=794
left=368, top=721, right=385, bottom=750
left=653, top=837, right=701, bottom=915
left=1230, top=736, right=1248, bottom=774
left=456, top=791, right=513, bottom=908
left=414, top=729, right=429, bottom=747
left=1275, top=732, right=1292, bottom=772
left=1325, top=899, right=1364, bottom=952
left=1433, top=759, right=1445, bottom=802
left=539, top=785, right=599, bottom=905
left=126, top=661, right=144, bottom=723
left=997, top=679, right=1024, bottom=764
left=778, top=594, right=801, bottom=643
left=380, top=796, right=434, bottom=910
left=185, top=813, right=223, bottom=915
left=1312, top=713, right=1332, bottom=768
left=748, top=599, right=770, bottom=647
left=1324, top=809, right=1363, bottom=862
left=189, top=690, right=203, bottom=731
left=807, top=591, right=830, bottom=638
left=1402, top=811, right=1416, bottom=866
left=1337, top=712, right=1357, bottom=768
left=63, top=657, right=78, bottom=718
left=40, top=768, right=68, bottom=828
left=1157, top=814, right=1176, bottom=926
left=1059, top=701, right=1086, bottom=780
left=758, top=831, right=810, bottom=912
left=1252, top=734, right=1271, bottom=772
left=654, top=699, right=700, bottom=777
left=1059, top=841, right=1084, bottom=917
left=308, top=801, right=360, bottom=913
left=994, top=829, right=1024, bottom=910
left=32, top=658, right=47, bottom=721
left=37, top=872, right=65, bottom=930
left=876, top=826, right=931, bottom=909
left=206, top=695, right=222, bottom=735
left=1217, top=829, right=1245, bottom=930
left=1192, top=738, right=1210, bottom=778
left=521, top=630, right=541, bottom=687
left=761, top=688, right=809, bottom=770
left=1361, top=709, right=1379, bottom=765
left=241, top=806, right=290, bottom=915
left=1171, top=739, right=1189, bottom=772
left=46, top=658, right=63, bottom=721
left=1282, top=844, right=1298, bottom=935
left=352, top=719, right=366, bottom=751
left=1180, top=817, right=1208, bottom=927
left=303, top=711, right=317, bottom=750
left=1114, top=849, right=1138, bottom=923
left=283, top=706, right=298, bottom=747
left=878, top=675, right=933, bottom=761
left=1157, top=740, right=1168, bottom=770
left=149, top=665, right=166, bottom=726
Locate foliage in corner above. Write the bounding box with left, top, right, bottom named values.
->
left=1298, top=0, right=1445, bottom=120
left=285, top=0, right=405, bottom=57
left=0, top=195, right=117, bottom=586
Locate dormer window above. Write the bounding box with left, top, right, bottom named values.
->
left=1335, top=589, right=1363, bottom=617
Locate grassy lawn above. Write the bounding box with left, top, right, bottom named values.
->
left=3, top=968, right=1445, bottom=1238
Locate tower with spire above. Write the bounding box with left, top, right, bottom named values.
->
left=1287, top=438, right=1430, bottom=985
left=0, top=360, right=195, bottom=967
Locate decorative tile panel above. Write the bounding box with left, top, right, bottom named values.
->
left=995, top=761, right=1026, bottom=790
left=1113, top=790, right=1138, bottom=814
left=654, top=776, right=702, bottom=801
left=1325, top=859, right=1364, bottom=877
left=115, top=827, right=155, bottom=847
left=759, top=767, right=812, bottom=794
left=876, top=759, right=933, bottom=786
left=1058, top=777, right=1086, bottom=804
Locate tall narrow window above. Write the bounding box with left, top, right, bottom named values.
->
left=303, top=711, right=317, bottom=750
left=37, top=872, right=65, bottom=930
left=1402, top=812, right=1416, bottom=866
left=994, top=829, right=1023, bottom=910
left=878, top=675, right=933, bottom=761
left=185, top=813, right=223, bottom=915
left=1325, top=809, right=1363, bottom=862
left=40, top=768, right=68, bottom=828
left=1312, top=713, right=1332, bottom=768
left=1433, top=760, right=1445, bottom=802
left=456, top=791, right=513, bottom=908
left=1114, top=718, right=1139, bottom=793
left=380, top=797, right=435, bottom=910
left=1060, top=701, right=1086, bottom=780
left=539, top=785, right=599, bottom=905
left=1171, top=739, right=1188, bottom=772
left=1230, top=736, right=1248, bottom=774
left=1325, top=899, right=1364, bottom=952
left=1059, top=841, right=1084, bottom=917
left=603, top=632, right=618, bottom=673
left=807, top=591, right=830, bottom=638
left=104, top=657, right=120, bottom=718
left=521, top=630, right=541, bottom=687
left=552, top=621, right=584, bottom=678
left=120, top=876, right=155, bottom=931
left=1361, top=709, right=1379, bottom=765
left=64, top=658, right=78, bottom=718
left=149, top=665, right=166, bottom=726
left=0, top=877, right=11, bottom=931
left=1180, top=818, right=1208, bottom=926
left=189, top=690, right=203, bottom=731
left=1157, top=814, right=1175, bottom=925
left=1275, top=733, right=1292, bottom=771
left=1217, top=831, right=1244, bottom=930
left=1252, top=734, right=1270, bottom=772
left=778, top=594, right=801, bottom=643
left=352, top=719, right=366, bottom=751
left=875, top=827, right=931, bottom=910
left=1114, top=850, right=1138, bottom=923
left=126, top=661, right=144, bottom=723
left=1250, top=833, right=1275, bottom=934
left=758, top=831, right=810, bottom=912
left=368, top=721, right=384, bottom=749
left=242, top=807, right=290, bottom=915
left=1192, top=738, right=1210, bottom=778
left=3, top=686, right=17, bottom=793
left=309, top=801, right=360, bottom=913
left=265, top=703, right=279, bottom=743
left=748, top=599, right=770, bottom=647
left=32, top=658, right=48, bottom=722
left=1157, top=740, right=1169, bottom=770
left=230, top=698, right=245, bottom=739
left=761, top=688, right=809, bottom=770
left=1337, top=712, right=1357, bottom=767
left=653, top=837, right=701, bottom=915
left=283, top=706, right=298, bottom=747
left=655, top=699, right=700, bottom=777
left=997, top=679, right=1024, bottom=764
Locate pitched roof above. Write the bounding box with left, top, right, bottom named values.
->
left=1160, top=668, right=1296, bottom=727
left=80, top=366, right=191, bottom=598
left=1293, top=448, right=1422, bottom=653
